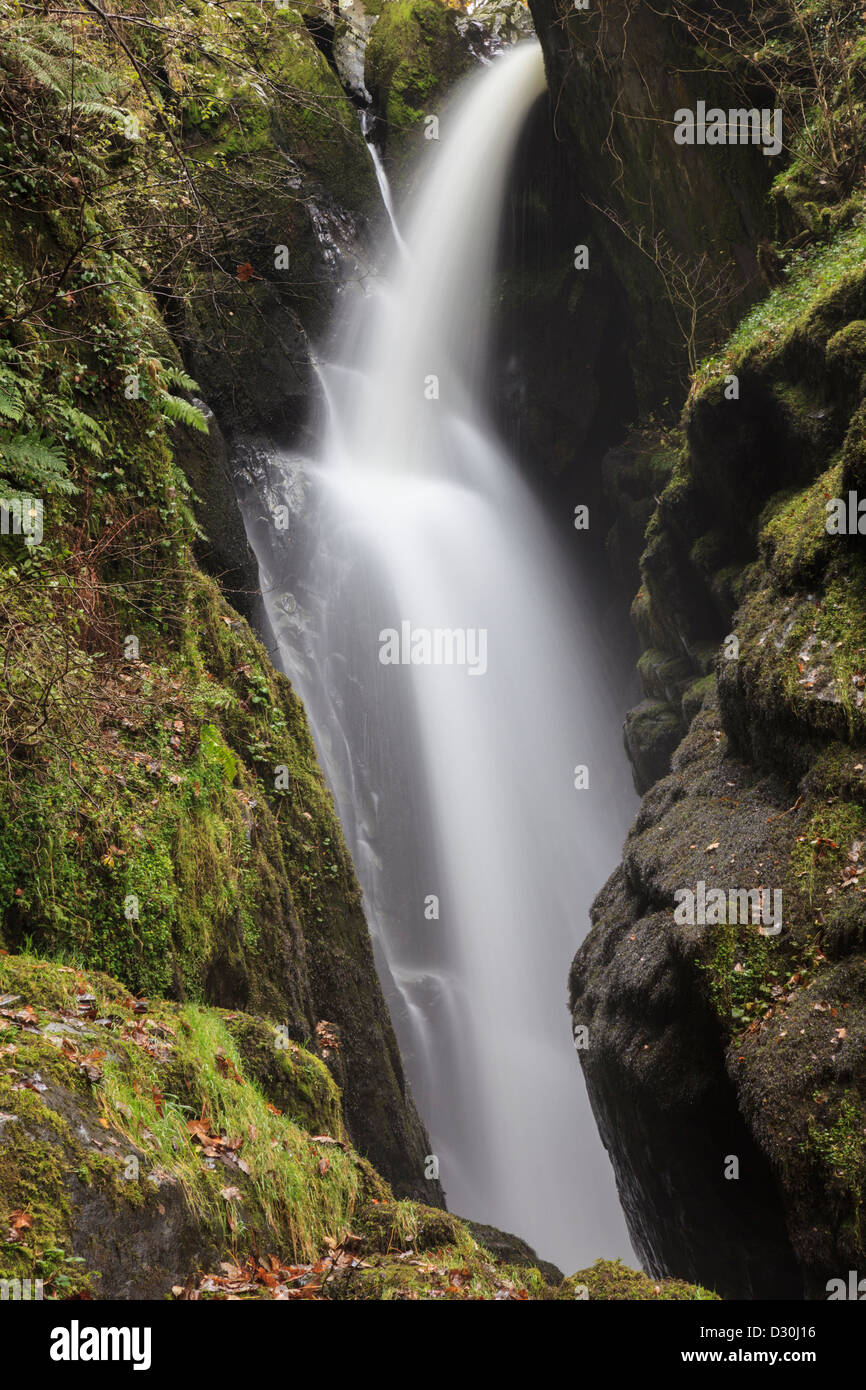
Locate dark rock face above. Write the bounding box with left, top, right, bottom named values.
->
left=568, top=329, right=866, bottom=1291
left=492, top=97, right=637, bottom=506
left=171, top=408, right=261, bottom=626
left=572, top=709, right=806, bottom=1298
left=528, top=0, right=772, bottom=410
left=574, top=658, right=866, bottom=1296
left=70, top=1169, right=219, bottom=1302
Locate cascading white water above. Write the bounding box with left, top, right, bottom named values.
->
left=241, top=42, right=639, bottom=1270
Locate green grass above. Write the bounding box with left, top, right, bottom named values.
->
left=100, top=1003, right=361, bottom=1262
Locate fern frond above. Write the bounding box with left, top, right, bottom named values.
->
left=0, top=430, right=77, bottom=495
left=28, top=23, right=77, bottom=56
left=74, top=100, right=125, bottom=122
left=7, top=41, right=67, bottom=98
left=56, top=405, right=108, bottom=458
left=0, top=383, right=24, bottom=423
left=158, top=392, right=209, bottom=433
left=80, top=66, right=123, bottom=100
left=3, top=23, right=123, bottom=112
left=161, top=364, right=201, bottom=394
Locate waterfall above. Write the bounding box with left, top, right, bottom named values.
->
left=239, top=42, right=638, bottom=1270
left=360, top=108, right=407, bottom=255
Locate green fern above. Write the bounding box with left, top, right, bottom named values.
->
left=0, top=430, right=77, bottom=496
left=55, top=404, right=108, bottom=458
left=0, top=384, right=23, bottom=423
left=3, top=20, right=123, bottom=121
left=161, top=364, right=201, bottom=395
left=0, top=361, right=24, bottom=422
left=85, top=101, right=130, bottom=124
left=20, top=21, right=76, bottom=55
left=158, top=392, right=209, bottom=433
left=7, top=40, right=68, bottom=99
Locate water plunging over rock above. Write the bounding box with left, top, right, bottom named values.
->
left=238, top=43, right=638, bottom=1270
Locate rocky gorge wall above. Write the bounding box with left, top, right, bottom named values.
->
left=522, top=0, right=866, bottom=1299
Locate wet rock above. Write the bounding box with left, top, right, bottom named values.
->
left=623, top=699, right=683, bottom=794
left=462, top=1219, right=564, bottom=1286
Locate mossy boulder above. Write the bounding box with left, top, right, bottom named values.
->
left=4, top=953, right=675, bottom=1302
left=357, top=1198, right=464, bottom=1254
left=0, top=954, right=362, bottom=1297
left=826, top=319, right=866, bottom=381
left=681, top=674, right=716, bottom=727
left=623, top=699, right=684, bottom=795
left=564, top=1258, right=719, bottom=1301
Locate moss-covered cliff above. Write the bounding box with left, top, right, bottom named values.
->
left=365, top=0, right=473, bottom=175
left=528, top=0, right=776, bottom=407
left=0, top=0, right=437, bottom=1217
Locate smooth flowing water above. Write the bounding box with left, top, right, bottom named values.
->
left=239, top=42, right=638, bottom=1270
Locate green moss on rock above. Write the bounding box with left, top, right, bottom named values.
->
left=365, top=0, right=473, bottom=175
left=564, top=1258, right=719, bottom=1301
